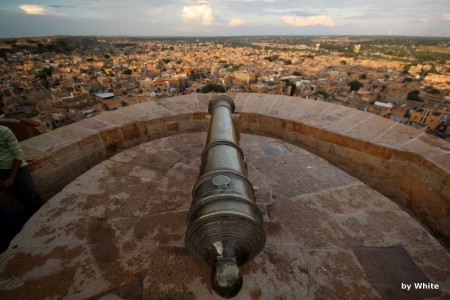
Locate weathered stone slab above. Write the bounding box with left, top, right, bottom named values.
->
left=2, top=132, right=448, bottom=300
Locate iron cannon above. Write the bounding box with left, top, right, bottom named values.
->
left=185, top=95, right=266, bottom=298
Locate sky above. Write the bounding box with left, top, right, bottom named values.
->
left=0, top=0, right=449, bottom=38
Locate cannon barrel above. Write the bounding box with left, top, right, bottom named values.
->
left=185, top=95, right=266, bottom=298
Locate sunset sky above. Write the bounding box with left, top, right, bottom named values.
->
left=1, top=0, right=449, bottom=38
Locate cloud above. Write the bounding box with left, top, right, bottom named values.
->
left=281, top=15, right=335, bottom=27
left=442, top=13, right=450, bottom=21
left=182, top=3, right=213, bottom=25
left=228, top=18, right=245, bottom=27
left=19, top=5, right=47, bottom=15
left=48, top=5, right=74, bottom=9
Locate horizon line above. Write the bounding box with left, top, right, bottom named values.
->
left=1, top=34, right=450, bottom=40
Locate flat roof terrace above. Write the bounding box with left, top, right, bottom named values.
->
left=1, top=132, right=449, bottom=299
left=0, top=93, right=449, bottom=299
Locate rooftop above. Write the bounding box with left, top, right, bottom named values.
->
left=1, top=132, right=449, bottom=299
left=0, top=93, right=449, bottom=299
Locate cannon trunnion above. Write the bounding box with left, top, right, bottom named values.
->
left=185, top=95, right=266, bottom=298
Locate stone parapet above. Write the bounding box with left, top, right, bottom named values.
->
left=235, top=93, right=450, bottom=241
left=19, top=93, right=450, bottom=240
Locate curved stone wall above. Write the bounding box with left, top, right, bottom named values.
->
left=20, top=93, right=450, bottom=240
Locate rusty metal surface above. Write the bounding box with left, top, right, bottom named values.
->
left=185, top=95, right=266, bottom=298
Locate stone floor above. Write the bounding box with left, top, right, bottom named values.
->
left=0, top=132, right=449, bottom=299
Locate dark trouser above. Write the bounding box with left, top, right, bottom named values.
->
left=0, top=166, right=43, bottom=220
left=0, top=204, right=22, bottom=253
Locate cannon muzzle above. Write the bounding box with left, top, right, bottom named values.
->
left=185, top=95, right=266, bottom=298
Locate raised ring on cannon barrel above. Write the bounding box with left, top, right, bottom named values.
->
left=185, top=95, right=266, bottom=298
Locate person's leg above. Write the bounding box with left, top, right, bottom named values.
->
left=0, top=203, right=22, bottom=253
left=0, top=168, right=9, bottom=181
left=12, top=166, right=43, bottom=219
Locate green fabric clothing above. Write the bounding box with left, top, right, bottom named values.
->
left=0, top=125, right=27, bottom=169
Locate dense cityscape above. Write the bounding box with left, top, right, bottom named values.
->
left=1, top=35, right=449, bottom=140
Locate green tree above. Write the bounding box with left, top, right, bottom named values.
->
left=407, top=90, right=422, bottom=101
left=427, top=67, right=439, bottom=74
left=35, top=67, right=52, bottom=89
left=348, top=80, right=363, bottom=91
left=201, top=83, right=226, bottom=93
left=264, top=55, right=279, bottom=62
left=315, top=90, right=329, bottom=98
left=122, top=68, right=132, bottom=75
left=281, top=79, right=296, bottom=96
left=189, top=69, right=206, bottom=81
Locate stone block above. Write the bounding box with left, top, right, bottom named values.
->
left=138, top=100, right=174, bottom=117
left=407, top=162, right=444, bottom=192
left=20, top=133, right=72, bottom=153
left=46, top=124, right=95, bottom=142
left=418, top=134, right=450, bottom=152
left=444, top=175, right=450, bottom=189
left=304, top=248, right=380, bottom=300
left=48, top=141, right=82, bottom=165
left=144, top=118, right=164, bottom=140
left=400, top=174, right=448, bottom=219
left=195, top=93, right=213, bottom=111
left=192, top=111, right=207, bottom=121
left=165, top=122, right=180, bottom=133
left=428, top=153, right=450, bottom=175
left=319, top=147, right=360, bottom=177
left=242, top=93, right=267, bottom=113
left=315, top=105, right=357, bottom=128
left=76, top=133, right=104, bottom=157
left=240, top=112, right=261, bottom=134
left=277, top=97, right=304, bottom=119
left=256, top=94, right=279, bottom=114
left=234, top=93, right=249, bottom=112
left=400, top=138, right=446, bottom=158
left=280, top=121, right=301, bottom=145
left=121, top=121, right=148, bottom=144
left=259, top=115, right=286, bottom=137
left=327, top=109, right=370, bottom=133
left=287, top=98, right=318, bottom=120
left=179, top=120, right=201, bottom=133
left=98, top=128, right=125, bottom=154
left=318, top=130, right=365, bottom=152
left=75, top=117, right=114, bottom=133
left=361, top=142, right=394, bottom=160
left=373, top=122, right=422, bottom=149
left=161, top=113, right=194, bottom=125
left=34, top=164, right=77, bottom=200
left=93, top=110, right=135, bottom=127
left=345, top=114, right=396, bottom=142
left=116, top=104, right=155, bottom=120
left=296, top=101, right=335, bottom=125
left=22, top=146, right=50, bottom=171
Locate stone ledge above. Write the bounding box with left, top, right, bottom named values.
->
left=19, top=93, right=450, bottom=241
